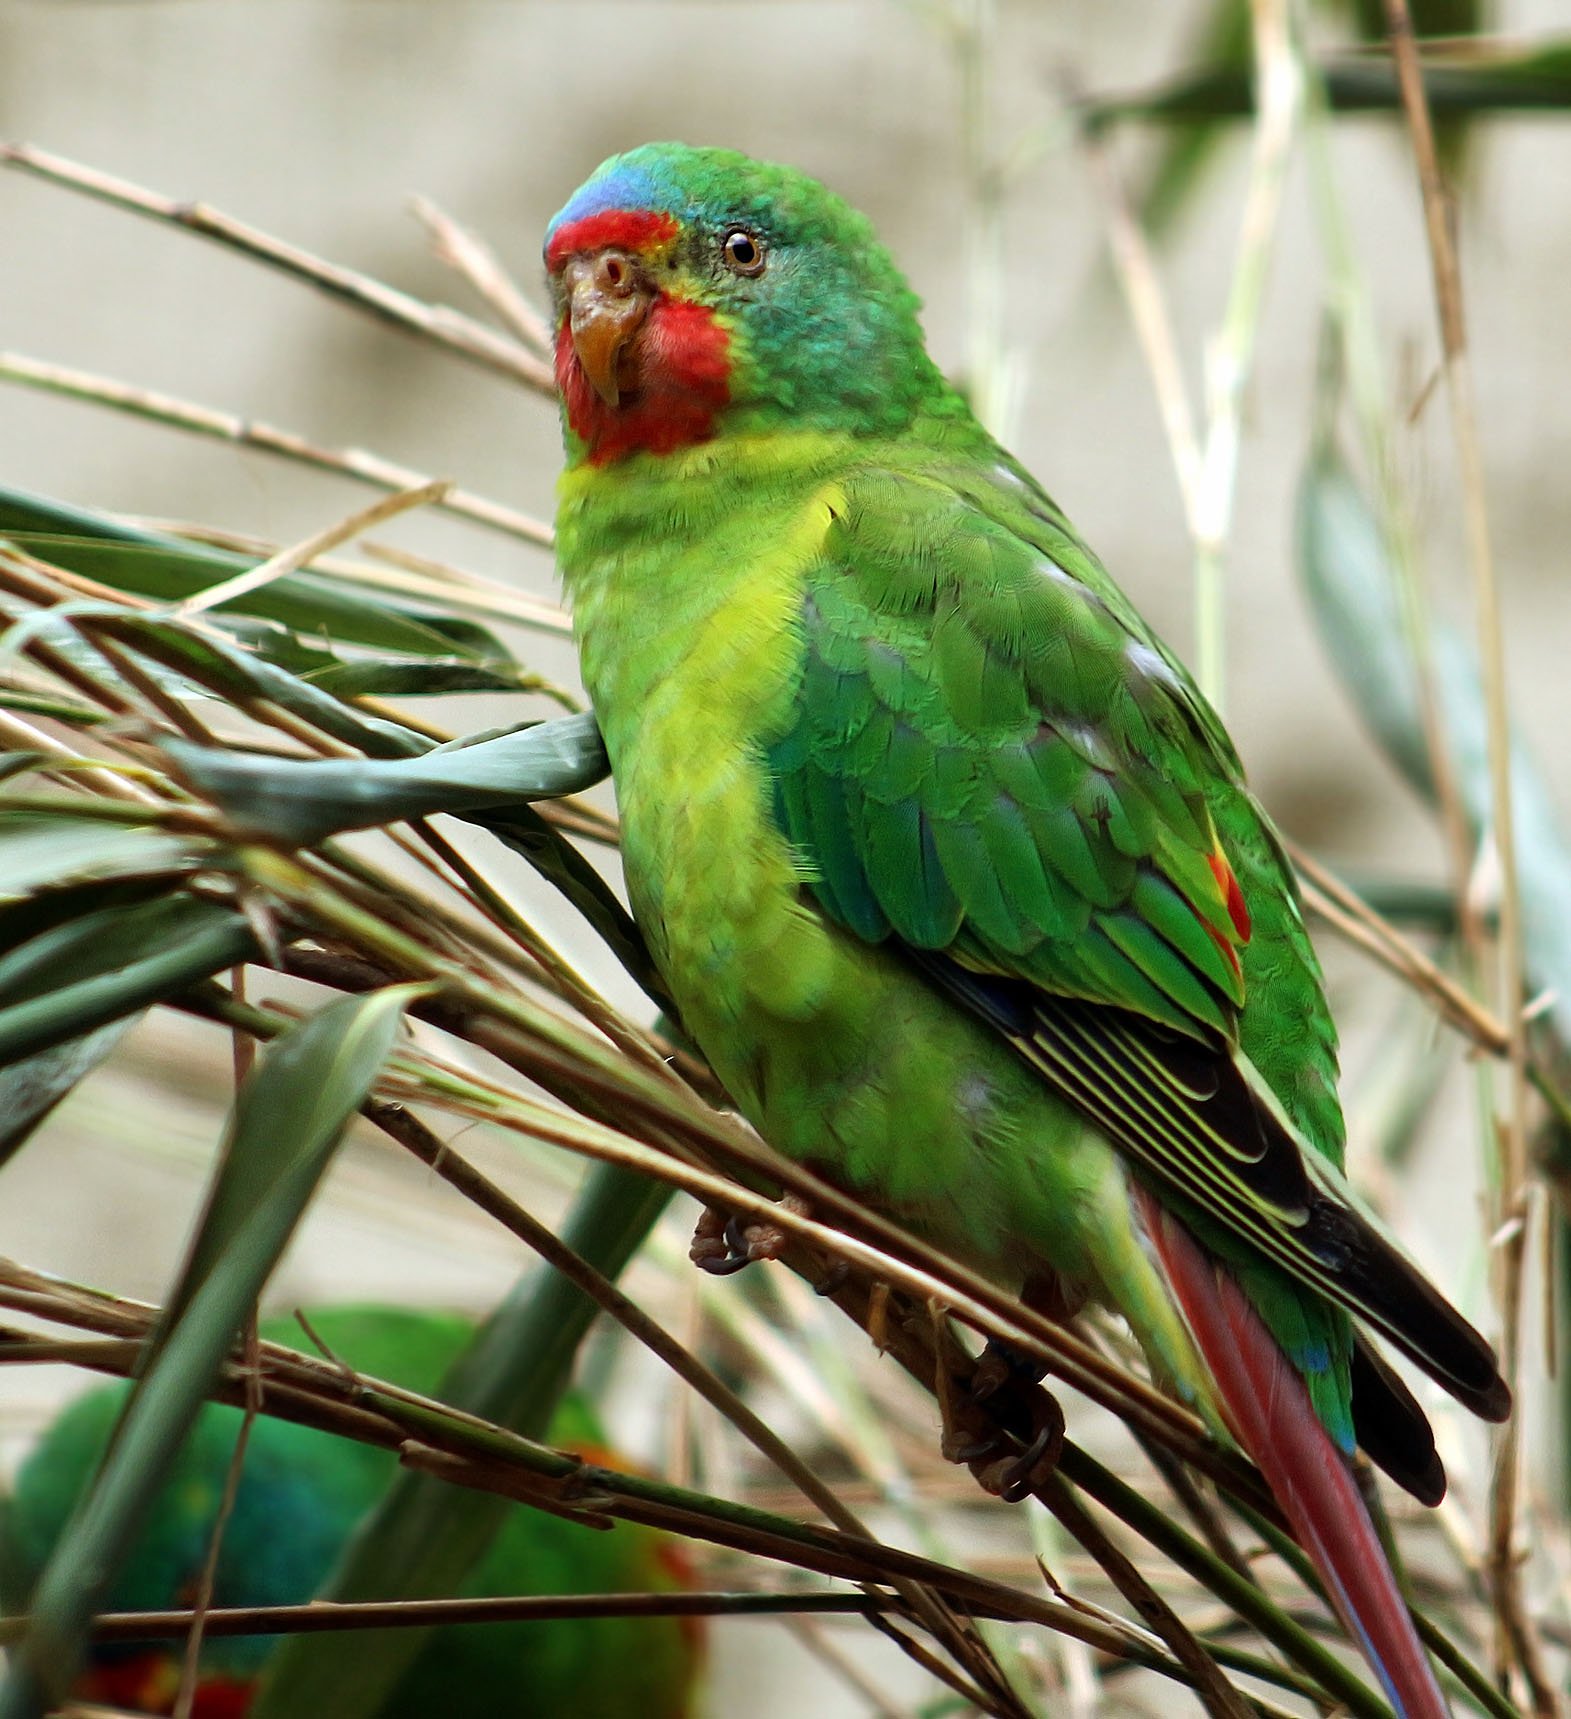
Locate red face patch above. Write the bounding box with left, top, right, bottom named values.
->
left=556, top=296, right=731, bottom=464
left=77, top=1655, right=256, bottom=1717
left=546, top=208, right=679, bottom=273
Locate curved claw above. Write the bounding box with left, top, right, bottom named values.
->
left=695, top=1247, right=755, bottom=1277
left=990, top=1394, right=1067, bottom=1503
left=995, top=1417, right=1063, bottom=1503
left=689, top=1206, right=754, bottom=1276
left=693, top=1216, right=756, bottom=1277
left=688, top=1205, right=798, bottom=1277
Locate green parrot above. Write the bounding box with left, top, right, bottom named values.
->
left=0, top=1308, right=701, bottom=1719
left=544, top=143, right=1509, bottom=1719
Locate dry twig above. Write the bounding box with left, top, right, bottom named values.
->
left=0, top=142, right=555, bottom=396
left=1380, top=4, right=1548, bottom=1708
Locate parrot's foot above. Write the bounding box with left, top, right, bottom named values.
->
left=970, top=1266, right=1083, bottom=1400
left=964, top=1391, right=1066, bottom=1505
left=970, top=1338, right=1048, bottom=1402
left=938, top=1398, right=1004, bottom=1468
left=938, top=1324, right=1066, bottom=1506
left=937, top=1346, right=1066, bottom=1504
left=689, top=1197, right=810, bottom=1276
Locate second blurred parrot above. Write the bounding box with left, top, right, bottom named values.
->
left=0, top=1307, right=701, bottom=1719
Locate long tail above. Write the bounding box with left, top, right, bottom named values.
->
left=1137, top=1190, right=1450, bottom=1719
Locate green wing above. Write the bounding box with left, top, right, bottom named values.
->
left=766, top=453, right=1506, bottom=1425
left=772, top=461, right=1249, bottom=1038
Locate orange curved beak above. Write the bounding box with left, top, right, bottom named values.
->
left=563, top=249, right=653, bottom=408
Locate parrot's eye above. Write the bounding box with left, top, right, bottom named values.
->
left=720, top=229, right=766, bottom=277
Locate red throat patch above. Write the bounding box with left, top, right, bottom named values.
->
left=557, top=297, right=731, bottom=464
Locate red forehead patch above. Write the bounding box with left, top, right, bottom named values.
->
left=546, top=208, right=679, bottom=272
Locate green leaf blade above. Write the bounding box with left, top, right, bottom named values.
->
left=0, top=985, right=415, bottom=1718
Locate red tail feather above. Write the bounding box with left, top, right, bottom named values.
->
left=1137, top=1189, right=1450, bottom=1719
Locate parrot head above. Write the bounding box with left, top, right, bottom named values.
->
left=545, top=142, right=945, bottom=463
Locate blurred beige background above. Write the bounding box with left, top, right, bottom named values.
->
left=2, top=2, right=1569, bottom=1712
left=4, top=1, right=1568, bottom=851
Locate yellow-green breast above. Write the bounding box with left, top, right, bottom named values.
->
left=554, top=435, right=1183, bottom=1321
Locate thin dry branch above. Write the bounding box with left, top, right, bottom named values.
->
left=1380, top=6, right=1546, bottom=1707
left=0, top=142, right=555, bottom=396
left=173, top=1322, right=259, bottom=1719
left=1292, top=844, right=1509, bottom=1056
left=367, top=1098, right=1031, bottom=1718
left=409, top=195, right=554, bottom=359
left=1077, top=128, right=1204, bottom=521
left=124, top=521, right=573, bottom=638
left=176, top=479, right=452, bottom=617
left=0, top=696, right=163, bottom=807
left=0, top=1283, right=1207, bottom=1699
left=0, top=352, right=552, bottom=548
left=0, top=1591, right=888, bottom=1648
left=353, top=540, right=571, bottom=635
left=1033, top=1469, right=1252, bottom=1719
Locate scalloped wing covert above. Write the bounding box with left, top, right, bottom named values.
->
left=769, top=465, right=1250, bottom=1036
